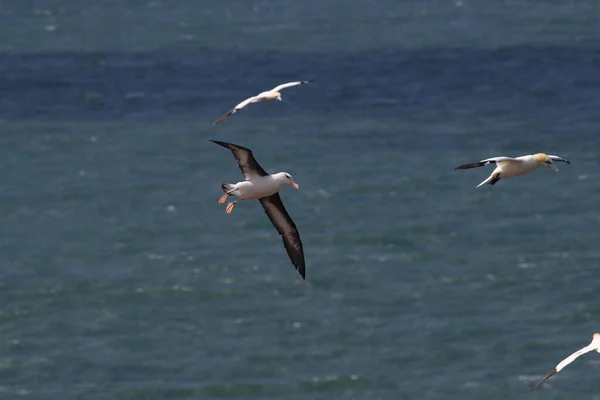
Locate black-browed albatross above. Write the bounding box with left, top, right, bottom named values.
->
left=210, top=140, right=306, bottom=279
left=212, top=80, right=315, bottom=125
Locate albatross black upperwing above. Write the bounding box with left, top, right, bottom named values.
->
left=259, top=193, right=306, bottom=279
left=210, top=140, right=268, bottom=180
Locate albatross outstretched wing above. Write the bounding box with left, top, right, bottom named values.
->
left=210, top=140, right=268, bottom=180
left=259, top=193, right=305, bottom=279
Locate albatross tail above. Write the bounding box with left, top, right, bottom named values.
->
left=221, top=183, right=236, bottom=193
left=218, top=183, right=237, bottom=204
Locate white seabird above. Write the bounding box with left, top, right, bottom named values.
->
left=212, top=80, right=315, bottom=125
left=210, top=140, right=306, bottom=279
left=455, top=153, right=570, bottom=187
left=530, top=333, right=600, bottom=391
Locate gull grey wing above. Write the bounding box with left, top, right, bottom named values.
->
left=270, top=80, right=315, bottom=92
left=455, top=157, right=516, bottom=170
left=210, top=140, right=268, bottom=179
left=259, top=193, right=306, bottom=279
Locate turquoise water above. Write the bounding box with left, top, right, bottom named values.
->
left=0, top=1, right=599, bottom=399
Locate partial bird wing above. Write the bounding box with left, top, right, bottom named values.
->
left=555, top=343, right=597, bottom=372
left=210, top=140, right=268, bottom=180
left=548, top=155, right=571, bottom=164
left=213, top=96, right=258, bottom=125
left=259, top=193, right=306, bottom=279
left=530, top=343, right=597, bottom=391
left=269, top=80, right=314, bottom=92
left=455, top=157, right=517, bottom=170
left=530, top=369, right=558, bottom=392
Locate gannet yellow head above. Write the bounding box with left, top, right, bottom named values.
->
left=272, top=91, right=282, bottom=101
left=592, top=333, right=600, bottom=352
left=535, top=153, right=559, bottom=172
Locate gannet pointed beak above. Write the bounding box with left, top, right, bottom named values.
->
left=547, top=163, right=559, bottom=172
left=291, top=181, right=299, bottom=189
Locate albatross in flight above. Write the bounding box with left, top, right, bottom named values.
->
left=530, top=333, right=600, bottom=391
left=212, top=80, right=314, bottom=125
left=210, top=140, right=306, bottom=279
left=455, top=153, right=570, bottom=187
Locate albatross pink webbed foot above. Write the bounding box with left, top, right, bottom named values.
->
left=225, top=202, right=236, bottom=215
left=218, top=193, right=228, bottom=204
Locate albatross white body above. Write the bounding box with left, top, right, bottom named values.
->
left=225, top=173, right=298, bottom=200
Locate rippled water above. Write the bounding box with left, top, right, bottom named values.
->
left=0, top=1, right=599, bottom=399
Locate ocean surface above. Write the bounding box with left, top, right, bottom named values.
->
left=1, top=1, right=599, bottom=399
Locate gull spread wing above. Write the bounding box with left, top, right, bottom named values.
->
left=530, top=341, right=598, bottom=391
left=210, top=140, right=268, bottom=180
left=269, top=80, right=315, bottom=92
left=455, top=157, right=517, bottom=170
left=213, top=96, right=258, bottom=125
left=548, top=155, right=571, bottom=164
left=259, top=193, right=306, bottom=279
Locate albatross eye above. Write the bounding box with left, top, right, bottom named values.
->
left=285, top=174, right=291, bottom=179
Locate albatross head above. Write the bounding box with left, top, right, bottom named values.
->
left=535, top=153, right=559, bottom=172
left=273, top=91, right=282, bottom=101
left=276, top=172, right=299, bottom=189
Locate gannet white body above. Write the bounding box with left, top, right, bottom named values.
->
left=455, top=153, right=570, bottom=187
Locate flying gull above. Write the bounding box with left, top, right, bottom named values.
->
left=455, top=153, right=570, bottom=187
left=530, top=333, right=600, bottom=391
left=213, top=80, right=315, bottom=125
left=210, top=140, right=306, bottom=279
